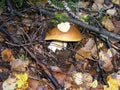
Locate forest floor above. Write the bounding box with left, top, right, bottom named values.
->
left=0, top=0, right=120, bottom=90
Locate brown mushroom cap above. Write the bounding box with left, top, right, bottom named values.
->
left=45, top=24, right=82, bottom=41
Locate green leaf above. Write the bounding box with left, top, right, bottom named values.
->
left=19, top=55, right=26, bottom=61
left=55, top=13, right=65, bottom=19
left=50, top=19, right=58, bottom=24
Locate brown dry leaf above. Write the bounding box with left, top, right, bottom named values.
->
left=75, top=47, right=92, bottom=60
left=27, top=78, right=40, bottom=90
left=89, top=68, right=97, bottom=76
left=75, top=38, right=95, bottom=60
left=10, top=59, right=29, bottom=72
left=106, top=48, right=117, bottom=58
left=53, top=72, right=66, bottom=86
left=76, top=60, right=88, bottom=70
left=1, top=48, right=14, bottom=62
left=50, top=66, right=62, bottom=72
left=75, top=38, right=95, bottom=70
left=101, top=17, right=115, bottom=31
left=92, top=0, right=104, bottom=10
left=84, top=38, right=95, bottom=49
left=113, top=19, right=120, bottom=34
left=99, top=50, right=113, bottom=72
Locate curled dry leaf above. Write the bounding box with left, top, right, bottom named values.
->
left=75, top=47, right=92, bottom=60
left=99, top=48, right=116, bottom=72
left=1, top=48, right=14, bottom=62
left=75, top=38, right=95, bottom=60
left=10, top=59, right=29, bottom=72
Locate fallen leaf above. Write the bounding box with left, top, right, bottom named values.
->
left=2, top=75, right=17, bottom=90
left=106, top=8, right=116, bottom=16
left=72, top=72, right=84, bottom=85
left=104, top=75, right=119, bottom=90
left=92, top=0, right=104, bottom=10
left=84, top=38, right=95, bottom=49
left=99, top=50, right=113, bottom=72
left=53, top=72, right=66, bottom=86
left=90, top=80, right=98, bottom=88
left=106, top=48, right=117, bottom=58
left=83, top=73, right=93, bottom=83
left=10, top=59, right=29, bottom=72
left=75, top=47, right=92, bottom=60
left=1, top=48, right=14, bottom=62
left=112, top=0, right=120, bottom=5
left=50, top=66, right=62, bottom=72
left=75, top=38, right=95, bottom=60
left=15, top=73, right=28, bottom=90
left=112, top=18, right=120, bottom=34
left=28, top=78, right=40, bottom=90
left=102, top=17, right=115, bottom=31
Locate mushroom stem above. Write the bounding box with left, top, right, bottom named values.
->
left=48, top=41, right=67, bottom=52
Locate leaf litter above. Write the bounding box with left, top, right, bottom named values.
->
left=0, top=0, right=120, bottom=90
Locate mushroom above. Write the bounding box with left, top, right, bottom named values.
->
left=45, top=22, right=82, bottom=52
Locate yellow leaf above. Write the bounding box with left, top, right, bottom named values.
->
left=15, top=73, right=28, bottom=90
left=112, top=0, right=120, bottom=5
left=87, top=80, right=98, bottom=88
left=104, top=75, right=119, bottom=90
left=98, top=43, right=103, bottom=49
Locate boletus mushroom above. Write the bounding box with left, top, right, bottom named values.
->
left=45, top=22, right=82, bottom=52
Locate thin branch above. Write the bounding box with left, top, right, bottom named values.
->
left=38, top=7, right=120, bottom=41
